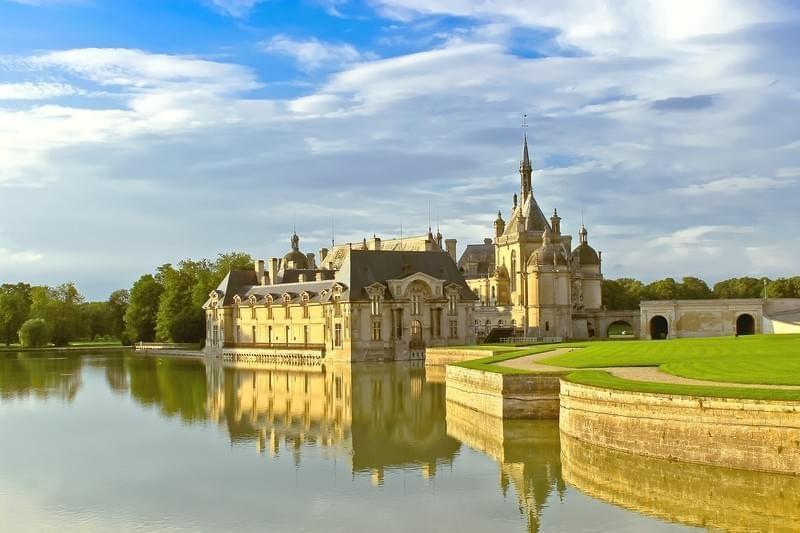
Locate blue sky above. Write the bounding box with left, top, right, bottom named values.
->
left=1, top=0, right=799, bottom=300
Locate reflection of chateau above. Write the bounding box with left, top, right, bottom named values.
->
left=561, top=433, right=800, bottom=532
left=446, top=400, right=564, bottom=533
left=203, top=234, right=478, bottom=362
left=459, top=133, right=637, bottom=339
left=205, top=361, right=460, bottom=481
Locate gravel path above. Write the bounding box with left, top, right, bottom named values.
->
left=494, top=347, right=800, bottom=390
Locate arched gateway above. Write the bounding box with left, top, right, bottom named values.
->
left=649, top=316, right=669, bottom=340
left=736, top=314, right=755, bottom=336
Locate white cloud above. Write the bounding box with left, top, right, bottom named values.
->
left=0, top=248, right=44, bottom=264
left=207, top=0, right=266, bottom=17
left=670, top=175, right=797, bottom=196
left=0, top=82, right=80, bottom=100
left=263, top=35, right=371, bottom=71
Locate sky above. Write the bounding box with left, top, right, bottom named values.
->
left=0, top=0, right=799, bottom=300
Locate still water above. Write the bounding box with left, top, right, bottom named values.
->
left=0, top=352, right=795, bottom=532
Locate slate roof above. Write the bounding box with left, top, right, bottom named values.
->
left=457, top=242, right=495, bottom=278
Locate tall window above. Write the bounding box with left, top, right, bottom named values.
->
left=284, top=295, right=291, bottom=319
left=333, top=295, right=342, bottom=317
left=212, top=325, right=218, bottom=346
left=411, top=294, right=421, bottom=315
left=303, top=325, right=310, bottom=345
left=268, top=325, right=273, bottom=344
left=411, top=320, right=422, bottom=340
left=511, top=250, right=517, bottom=292
left=334, top=323, right=343, bottom=347
left=372, top=320, right=382, bottom=341
left=285, top=325, right=291, bottom=343
left=251, top=325, right=256, bottom=343
left=303, top=295, right=310, bottom=319
left=235, top=325, right=241, bottom=342
left=267, top=298, right=273, bottom=319
left=250, top=305, right=256, bottom=319
left=449, top=320, right=458, bottom=338
left=236, top=305, right=241, bottom=319
left=371, top=295, right=382, bottom=316
left=448, top=293, right=457, bottom=315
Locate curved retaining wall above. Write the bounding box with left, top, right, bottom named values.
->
left=445, top=365, right=560, bottom=419
left=561, top=433, right=800, bottom=531
left=560, top=380, right=800, bottom=475
left=425, top=348, right=496, bottom=366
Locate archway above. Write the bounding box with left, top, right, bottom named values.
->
left=649, top=316, right=669, bottom=340
left=736, top=314, right=755, bottom=336
left=607, top=320, right=634, bottom=338
left=411, top=320, right=422, bottom=341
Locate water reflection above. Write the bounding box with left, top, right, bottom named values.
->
left=561, top=433, right=800, bottom=532
left=446, top=399, right=565, bottom=533
left=0, top=352, right=83, bottom=401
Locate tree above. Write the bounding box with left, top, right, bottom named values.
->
left=602, top=278, right=644, bottom=310
left=767, top=277, right=800, bottom=298
left=29, top=283, right=86, bottom=346
left=677, top=276, right=713, bottom=299
left=81, top=301, right=111, bottom=340
left=713, top=277, right=767, bottom=299
left=156, top=261, right=208, bottom=342
left=124, top=275, right=164, bottom=342
left=0, top=283, right=32, bottom=345
left=107, top=289, right=130, bottom=339
left=18, top=318, right=49, bottom=348
left=642, top=278, right=680, bottom=300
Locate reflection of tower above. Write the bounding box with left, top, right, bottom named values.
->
left=205, top=362, right=226, bottom=422
left=446, top=400, right=563, bottom=533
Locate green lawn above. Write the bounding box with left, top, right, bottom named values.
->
left=564, top=370, right=800, bottom=401
left=453, top=334, right=800, bottom=400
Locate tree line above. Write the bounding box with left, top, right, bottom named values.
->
left=0, top=252, right=251, bottom=348
left=602, top=276, right=800, bottom=310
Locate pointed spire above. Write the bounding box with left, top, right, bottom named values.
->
left=519, top=114, right=532, bottom=202
left=579, top=223, right=588, bottom=245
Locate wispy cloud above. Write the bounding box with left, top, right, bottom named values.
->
left=263, top=35, right=373, bottom=71
left=206, top=0, right=266, bottom=17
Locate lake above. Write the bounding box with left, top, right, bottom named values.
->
left=3, top=350, right=785, bottom=532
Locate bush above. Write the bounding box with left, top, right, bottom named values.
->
left=18, top=318, right=50, bottom=348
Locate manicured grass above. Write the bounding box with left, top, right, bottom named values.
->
left=565, top=370, right=800, bottom=401
left=455, top=345, right=569, bottom=375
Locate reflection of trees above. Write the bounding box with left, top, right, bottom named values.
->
left=561, top=433, right=800, bottom=532
left=0, top=353, right=83, bottom=401
left=125, top=356, right=208, bottom=422
left=446, top=401, right=564, bottom=533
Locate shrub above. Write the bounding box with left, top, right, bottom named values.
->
left=18, top=318, right=50, bottom=348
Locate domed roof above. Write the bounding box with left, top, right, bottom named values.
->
left=574, top=243, right=600, bottom=266
left=283, top=232, right=308, bottom=269
left=528, top=243, right=568, bottom=268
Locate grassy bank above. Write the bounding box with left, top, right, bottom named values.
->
left=451, top=335, right=800, bottom=400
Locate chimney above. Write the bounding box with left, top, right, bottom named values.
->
left=445, top=239, right=457, bottom=262
left=268, top=258, right=279, bottom=286
left=484, top=238, right=493, bottom=245
left=299, top=273, right=307, bottom=282
left=319, top=248, right=329, bottom=262
left=306, top=253, right=316, bottom=269
left=255, top=259, right=265, bottom=285
left=316, top=271, right=324, bottom=281
left=372, top=236, right=381, bottom=250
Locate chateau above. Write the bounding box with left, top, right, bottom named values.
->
left=202, top=133, right=640, bottom=362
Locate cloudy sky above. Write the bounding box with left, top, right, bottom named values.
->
left=1, top=0, right=799, bottom=299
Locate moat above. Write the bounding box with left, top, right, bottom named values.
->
left=2, top=351, right=798, bottom=532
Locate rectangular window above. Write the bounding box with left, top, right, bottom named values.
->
left=285, top=325, right=291, bottom=344
left=333, top=296, right=342, bottom=317
left=251, top=325, right=256, bottom=343
left=411, top=295, right=420, bottom=315
left=303, top=304, right=310, bottom=319
left=284, top=305, right=290, bottom=319
left=268, top=325, right=273, bottom=344
left=395, top=310, right=403, bottom=339
left=251, top=306, right=256, bottom=319
left=212, top=325, right=218, bottom=346
left=448, top=294, right=457, bottom=315
left=449, top=320, right=457, bottom=338
left=372, top=320, right=382, bottom=341
left=334, top=323, right=342, bottom=348
left=371, top=296, right=381, bottom=316
left=303, top=325, right=310, bottom=345
left=267, top=305, right=273, bottom=320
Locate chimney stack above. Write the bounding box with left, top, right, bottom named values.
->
left=268, top=258, right=279, bottom=286
left=255, top=259, right=265, bottom=285
left=445, top=239, right=457, bottom=262
left=306, top=253, right=316, bottom=269
left=372, top=236, right=381, bottom=250
left=319, top=247, right=329, bottom=262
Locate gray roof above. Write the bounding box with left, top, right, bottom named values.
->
left=457, top=242, right=496, bottom=278
left=207, top=249, right=478, bottom=307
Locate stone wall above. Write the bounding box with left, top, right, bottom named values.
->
left=561, top=433, right=800, bottom=531
left=425, top=347, right=495, bottom=366
left=445, top=365, right=561, bottom=419
left=560, top=380, right=800, bottom=475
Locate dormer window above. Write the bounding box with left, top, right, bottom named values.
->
left=371, top=294, right=382, bottom=316
left=333, top=294, right=342, bottom=317
left=411, top=294, right=421, bottom=315
left=448, top=292, right=458, bottom=315
left=284, top=294, right=291, bottom=319
left=266, top=296, right=273, bottom=320
left=302, top=293, right=310, bottom=319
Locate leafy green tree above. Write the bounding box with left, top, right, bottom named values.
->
left=29, top=283, right=86, bottom=346
left=124, top=274, right=164, bottom=342
left=767, top=277, right=800, bottom=298
left=107, top=289, right=129, bottom=339
left=642, top=278, right=680, bottom=300
left=81, top=301, right=111, bottom=340
left=156, top=261, right=209, bottom=342
left=602, top=278, right=645, bottom=310
left=677, top=276, right=713, bottom=299
left=713, top=277, right=767, bottom=299
left=0, top=283, right=32, bottom=345
left=18, top=318, right=50, bottom=348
